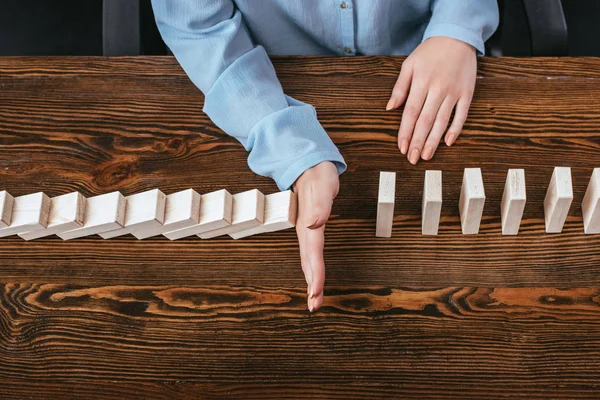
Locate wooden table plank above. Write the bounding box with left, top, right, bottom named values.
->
left=0, top=58, right=600, bottom=287
left=1, top=284, right=600, bottom=400
left=1, top=56, right=600, bottom=398
left=2, top=56, right=600, bottom=78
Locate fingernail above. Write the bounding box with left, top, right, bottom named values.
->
left=446, top=134, right=455, bottom=146
left=385, top=99, right=395, bottom=111
left=400, top=139, right=408, bottom=155
left=422, top=146, right=433, bottom=160
left=409, top=149, right=420, bottom=165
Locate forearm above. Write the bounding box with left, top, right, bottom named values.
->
left=152, top=0, right=346, bottom=190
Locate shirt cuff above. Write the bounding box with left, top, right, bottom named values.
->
left=277, top=151, right=347, bottom=191
left=245, top=100, right=347, bottom=191
left=422, top=23, right=486, bottom=55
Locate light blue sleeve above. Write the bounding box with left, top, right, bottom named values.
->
left=423, top=0, right=500, bottom=55
left=151, top=0, right=346, bottom=190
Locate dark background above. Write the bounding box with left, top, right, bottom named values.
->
left=0, top=0, right=598, bottom=56
left=0, top=0, right=166, bottom=55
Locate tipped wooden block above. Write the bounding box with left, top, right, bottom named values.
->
left=133, top=189, right=201, bottom=239
left=422, top=170, right=442, bottom=235
left=376, top=171, right=396, bottom=238
left=163, top=189, right=232, bottom=240
left=198, top=189, right=265, bottom=239
left=0, top=192, right=50, bottom=238
left=501, top=169, right=526, bottom=235
left=19, top=192, right=86, bottom=240
left=58, top=192, right=126, bottom=240
left=100, top=189, right=166, bottom=239
left=459, top=168, right=486, bottom=234
left=544, top=167, right=573, bottom=233
left=0, top=191, right=14, bottom=228
left=582, top=168, right=600, bottom=234
left=230, top=190, right=297, bottom=239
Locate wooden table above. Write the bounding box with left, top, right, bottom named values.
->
left=1, top=56, right=600, bottom=399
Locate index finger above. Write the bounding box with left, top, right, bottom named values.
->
left=304, top=224, right=326, bottom=311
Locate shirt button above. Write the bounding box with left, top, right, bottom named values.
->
left=340, top=2, right=347, bottom=8
left=344, top=47, right=353, bottom=54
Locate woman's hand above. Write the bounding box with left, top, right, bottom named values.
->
left=386, top=36, right=477, bottom=164
left=292, top=161, right=339, bottom=312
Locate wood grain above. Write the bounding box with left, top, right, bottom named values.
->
left=1, top=284, right=600, bottom=399
left=1, top=56, right=600, bottom=398
left=2, top=56, right=600, bottom=78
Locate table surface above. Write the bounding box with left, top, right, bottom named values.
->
left=1, top=56, right=600, bottom=399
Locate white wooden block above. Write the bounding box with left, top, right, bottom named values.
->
left=58, top=192, right=126, bottom=240
left=0, top=191, right=14, bottom=228
left=133, top=189, right=201, bottom=239
left=422, top=170, right=442, bottom=235
left=459, top=168, right=486, bottom=234
left=544, top=166, right=573, bottom=233
left=582, top=168, right=600, bottom=234
left=19, top=192, right=86, bottom=240
left=100, top=189, right=166, bottom=239
left=501, top=169, right=526, bottom=235
left=0, top=192, right=50, bottom=238
left=163, top=189, right=232, bottom=240
left=198, top=189, right=265, bottom=239
left=376, top=171, right=396, bottom=238
left=229, top=190, right=297, bottom=239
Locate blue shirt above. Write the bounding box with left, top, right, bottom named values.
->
left=152, top=0, right=499, bottom=190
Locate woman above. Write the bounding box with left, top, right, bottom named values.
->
left=152, top=0, right=499, bottom=311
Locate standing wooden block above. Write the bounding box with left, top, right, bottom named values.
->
left=422, top=170, right=442, bottom=235
left=0, top=192, right=50, bottom=238
left=19, top=192, right=86, bottom=240
left=134, top=189, right=201, bottom=239
left=376, top=171, right=396, bottom=238
left=501, top=169, right=527, bottom=235
left=544, top=166, right=573, bottom=233
left=582, top=168, right=600, bottom=234
left=229, top=190, right=297, bottom=239
left=459, top=168, right=486, bottom=234
left=100, top=189, right=166, bottom=239
left=163, top=189, right=232, bottom=240
left=198, top=189, right=265, bottom=239
left=0, top=191, right=14, bottom=228
left=58, top=192, right=126, bottom=240
left=421, top=171, right=442, bottom=235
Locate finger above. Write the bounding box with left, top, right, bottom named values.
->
left=421, top=96, right=456, bottom=160
left=295, top=184, right=314, bottom=296
left=445, top=96, right=471, bottom=147
left=296, top=224, right=312, bottom=291
left=386, top=62, right=413, bottom=111
left=397, top=82, right=427, bottom=155
left=407, top=90, right=445, bottom=164
left=305, top=224, right=326, bottom=312
left=298, top=179, right=328, bottom=311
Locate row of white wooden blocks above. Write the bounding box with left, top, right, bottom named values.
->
left=0, top=188, right=297, bottom=240
left=376, top=167, right=600, bottom=237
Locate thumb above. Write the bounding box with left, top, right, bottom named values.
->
left=386, top=61, right=413, bottom=111
left=304, top=173, right=338, bottom=230
left=305, top=198, right=333, bottom=230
